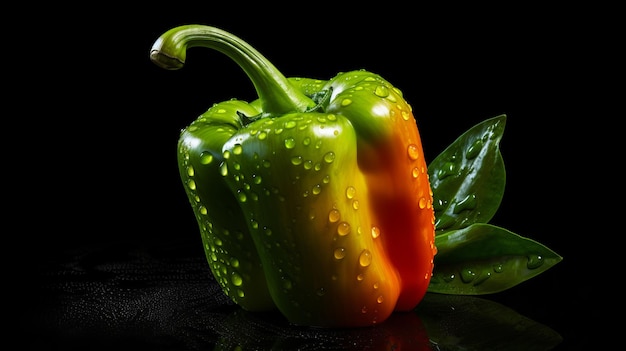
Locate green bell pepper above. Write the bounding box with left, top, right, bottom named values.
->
left=150, top=25, right=437, bottom=327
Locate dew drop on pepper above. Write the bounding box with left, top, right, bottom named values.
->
left=312, top=184, right=322, bottom=195
left=328, top=209, right=340, bottom=223
left=407, top=144, right=420, bottom=160
left=337, top=222, right=351, bottom=236
left=200, top=152, right=213, bottom=164
left=345, top=186, right=356, bottom=199
left=359, top=249, right=372, bottom=267
left=231, top=272, right=243, bottom=286
left=374, top=85, right=389, bottom=97
left=371, top=226, right=380, bottom=239
left=323, top=152, right=335, bottom=163
left=412, top=167, right=420, bottom=178
left=333, top=247, right=346, bottom=260
left=284, top=138, right=296, bottom=149
left=291, top=156, right=303, bottom=165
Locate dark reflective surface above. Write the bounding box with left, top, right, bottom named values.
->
left=21, top=241, right=564, bottom=350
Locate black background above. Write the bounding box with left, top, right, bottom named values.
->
left=15, top=4, right=606, bottom=350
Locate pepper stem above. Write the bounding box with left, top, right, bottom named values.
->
left=150, top=25, right=315, bottom=115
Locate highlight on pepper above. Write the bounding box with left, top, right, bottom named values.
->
left=150, top=25, right=562, bottom=328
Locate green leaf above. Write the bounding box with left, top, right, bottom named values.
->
left=428, top=114, right=507, bottom=232
left=417, top=293, right=563, bottom=351
left=428, top=223, right=563, bottom=294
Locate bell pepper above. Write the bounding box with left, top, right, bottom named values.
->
left=150, top=25, right=436, bottom=328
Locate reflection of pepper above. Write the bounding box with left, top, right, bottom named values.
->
left=151, top=25, right=436, bottom=327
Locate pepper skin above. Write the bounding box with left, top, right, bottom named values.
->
left=150, top=25, right=436, bottom=327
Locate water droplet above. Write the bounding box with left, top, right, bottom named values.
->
left=527, top=255, right=544, bottom=269
left=303, top=160, right=313, bottom=170
left=188, top=179, right=196, bottom=190
left=199, top=206, right=207, bottom=215
left=250, top=219, right=259, bottom=229
left=341, top=98, right=353, bottom=106
left=337, top=221, right=351, bottom=236
left=328, top=209, right=340, bottom=223
left=223, top=150, right=231, bottom=159
left=258, top=131, right=267, bottom=140
left=407, top=144, right=420, bottom=160
left=303, top=137, right=311, bottom=146
left=282, top=278, right=292, bottom=290
left=285, top=120, right=297, bottom=129
left=401, top=111, right=410, bottom=120
left=317, top=287, right=326, bottom=296
left=377, top=295, right=384, bottom=303
left=352, top=200, right=359, bottom=210
left=291, top=156, right=303, bottom=165
left=237, top=289, right=245, bottom=298
left=371, top=226, right=380, bottom=239
left=307, top=184, right=319, bottom=195
left=357, top=274, right=364, bottom=281
left=412, top=167, right=420, bottom=178
left=361, top=306, right=367, bottom=313
left=322, top=175, right=330, bottom=184
left=453, top=194, right=477, bottom=214
left=374, top=85, right=389, bottom=97
left=237, top=190, right=247, bottom=202
left=232, top=144, right=243, bottom=155
left=466, top=139, right=483, bottom=159
left=230, top=258, right=239, bottom=267
left=437, top=162, right=456, bottom=179
left=323, top=152, right=335, bottom=163
left=252, top=174, right=262, bottom=184
left=187, top=165, right=195, bottom=177
left=359, top=249, right=372, bottom=267
left=493, top=263, right=503, bottom=273
left=473, top=271, right=491, bottom=285
left=200, top=152, right=213, bottom=164
left=460, top=268, right=476, bottom=283
left=418, top=197, right=427, bottom=209
left=262, top=160, right=271, bottom=168
left=373, top=282, right=379, bottom=289
left=231, top=272, right=243, bottom=286
left=346, top=186, right=356, bottom=199
left=443, top=273, right=455, bottom=282
left=314, top=162, right=322, bottom=171
left=284, top=138, right=296, bottom=149
left=334, top=247, right=346, bottom=259
left=219, top=162, right=228, bottom=176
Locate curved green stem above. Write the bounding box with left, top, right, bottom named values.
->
left=150, top=25, right=315, bottom=115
